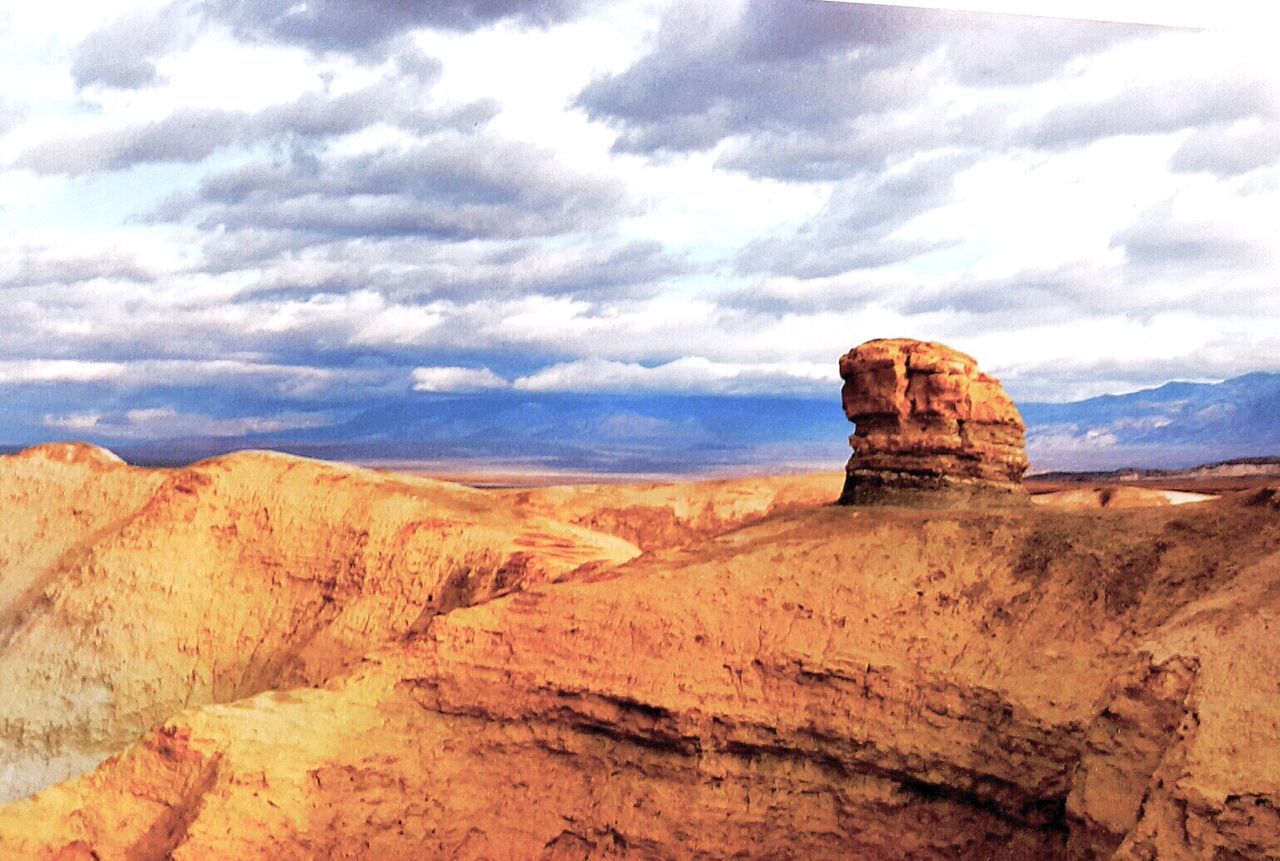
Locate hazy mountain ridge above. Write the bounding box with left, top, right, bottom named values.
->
left=5, top=373, right=1278, bottom=474
left=1021, top=371, right=1280, bottom=470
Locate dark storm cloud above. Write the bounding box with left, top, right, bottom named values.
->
left=153, top=134, right=627, bottom=240
left=577, top=0, right=1148, bottom=168
left=203, top=0, right=591, bottom=53
left=1170, top=121, right=1280, bottom=177
left=71, top=5, right=194, bottom=89
left=18, top=74, right=494, bottom=175
left=735, top=152, right=970, bottom=278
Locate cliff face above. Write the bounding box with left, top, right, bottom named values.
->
left=839, top=339, right=1029, bottom=505
left=1, top=448, right=1278, bottom=859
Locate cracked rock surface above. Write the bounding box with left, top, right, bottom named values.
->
left=0, top=446, right=1278, bottom=859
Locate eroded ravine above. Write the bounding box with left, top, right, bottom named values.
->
left=2, top=466, right=1277, bottom=859
left=0, top=444, right=641, bottom=804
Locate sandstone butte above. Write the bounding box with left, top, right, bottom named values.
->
left=839, top=338, right=1029, bottom=506
left=0, top=388, right=1277, bottom=858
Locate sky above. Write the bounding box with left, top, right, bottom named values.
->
left=1, top=0, right=1278, bottom=450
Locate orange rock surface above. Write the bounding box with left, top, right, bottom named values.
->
left=839, top=339, right=1029, bottom=505
left=1, top=446, right=1279, bottom=859
left=0, top=443, right=638, bottom=803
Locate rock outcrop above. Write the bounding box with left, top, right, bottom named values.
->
left=838, top=338, right=1029, bottom=505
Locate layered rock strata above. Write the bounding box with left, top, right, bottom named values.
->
left=838, top=338, right=1029, bottom=505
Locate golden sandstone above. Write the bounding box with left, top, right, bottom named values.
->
left=839, top=338, right=1028, bottom=505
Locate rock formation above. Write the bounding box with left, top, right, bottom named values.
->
left=838, top=338, right=1029, bottom=505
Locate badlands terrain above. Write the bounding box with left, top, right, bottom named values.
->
left=0, top=340, right=1278, bottom=859
left=0, top=444, right=1276, bottom=859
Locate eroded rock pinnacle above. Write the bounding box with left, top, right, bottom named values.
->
left=838, top=338, right=1029, bottom=506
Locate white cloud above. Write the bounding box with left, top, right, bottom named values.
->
left=513, top=356, right=833, bottom=395
left=43, top=405, right=329, bottom=438
left=0, top=360, right=126, bottom=384
left=0, top=355, right=363, bottom=400
left=411, top=366, right=508, bottom=392
left=43, top=411, right=104, bottom=430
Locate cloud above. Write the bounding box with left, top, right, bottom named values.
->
left=735, top=152, right=969, bottom=278
left=576, top=0, right=932, bottom=157
left=1023, top=74, right=1277, bottom=149
left=1112, top=200, right=1273, bottom=270
left=1170, top=120, right=1280, bottom=177
left=940, top=13, right=1151, bottom=86
left=1024, top=423, right=1121, bottom=470
left=157, top=134, right=627, bottom=240
left=713, top=105, right=1005, bottom=181
left=124, top=359, right=358, bottom=397
left=512, top=356, right=833, bottom=396
left=0, top=360, right=127, bottom=384
left=723, top=261, right=1113, bottom=319
left=1, top=0, right=1279, bottom=462
left=228, top=238, right=686, bottom=303
left=411, top=366, right=508, bottom=393
left=0, top=101, right=25, bottom=135
left=43, top=405, right=328, bottom=438
left=19, top=74, right=495, bottom=175
left=0, top=248, right=163, bottom=288
left=42, top=411, right=105, bottom=431
left=576, top=0, right=1147, bottom=167
left=71, top=4, right=196, bottom=89
left=205, top=0, right=592, bottom=53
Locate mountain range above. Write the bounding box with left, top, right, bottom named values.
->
left=4, top=373, right=1278, bottom=475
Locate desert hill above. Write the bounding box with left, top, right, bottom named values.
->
left=0, top=442, right=644, bottom=805
left=0, top=443, right=1278, bottom=858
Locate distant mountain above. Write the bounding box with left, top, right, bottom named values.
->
left=7, top=373, right=1279, bottom=476
left=1021, top=372, right=1280, bottom=472
left=108, top=394, right=855, bottom=475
